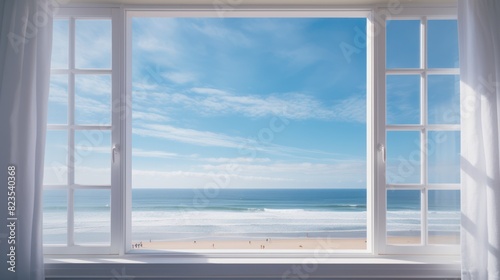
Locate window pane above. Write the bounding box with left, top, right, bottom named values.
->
left=74, top=189, right=111, bottom=245
left=48, top=75, right=68, bottom=125
left=74, top=130, right=111, bottom=185
left=428, top=190, right=460, bottom=244
left=428, top=75, right=460, bottom=125
left=43, top=189, right=67, bottom=245
left=387, top=190, right=421, bottom=244
left=75, top=19, right=111, bottom=69
left=44, top=131, right=68, bottom=185
left=386, top=131, right=421, bottom=184
left=428, top=131, right=460, bottom=184
left=386, top=20, right=420, bottom=69
left=428, top=20, right=459, bottom=68
left=75, top=75, right=111, bottom=125
left=386, top=75, right=420, bottom=124
left=51, top=19, right=69, bottom=69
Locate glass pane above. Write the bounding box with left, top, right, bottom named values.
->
left=386, top=20, right=420, bottom=69
left=428, top=131, right=460, bottom=184
left=75, top=19, right=111, bottom=69
left=386, top=75, right=420, bottom=124
left=428, top=75, right=460, bottom=125
left=74, top=130, right=111, bottom=185
left=386, top=131, right=421, bottom=184
left=387, top=190, right=421, bottom=244
left=428, top=190, right=460, bottom=244
left=75, top=75, right=111, bottom=125
left=428, top=20, right=459, bottom=68
left=51, top=19, right=69, bottom=69
left=43, top=189, right=67, bottom=245
left=48, top=75, right=68, bottom=125
left=44, top=131, right=68, bottom=185
left=74, top=189, right=111, bottom=245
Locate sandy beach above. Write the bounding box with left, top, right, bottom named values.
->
left=133, top=238, right=367, bottom=250
left=131, top=235, right=459, bottom=250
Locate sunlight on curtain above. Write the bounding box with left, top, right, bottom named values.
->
left=458, top=0, right=500, bottom=279
left=0, top=0, right=53, bottom=279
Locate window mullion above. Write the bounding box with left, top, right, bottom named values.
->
left=67, top=16, right=76, bottom=248
left=374, top=8, right=387, bottom=255
left=110, top=7, right=123, bottom=255
left=420, top=16, right=428, bottom=246
left=124, top=11, right=133, bottom=254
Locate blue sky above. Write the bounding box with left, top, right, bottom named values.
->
left=130, top=18, right=367, bottom=189
left=44, top=17, right=460, bottom=189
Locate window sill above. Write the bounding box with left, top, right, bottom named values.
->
left=45, top=254, right=461, bottom=279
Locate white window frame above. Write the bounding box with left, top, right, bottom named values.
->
left=124, top=8, right=376, bottom=258
left=375, top=8, right=460, bottom=255
left=44, top=3, right=462, bottom=279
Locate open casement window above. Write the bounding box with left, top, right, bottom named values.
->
left=43, top=5, right=460, bottom=259
left=376, top=11, right=460, bottom=255
left=43, top=8, right=123, bottom=255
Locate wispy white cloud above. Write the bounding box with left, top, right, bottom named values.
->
left=191, top=87, right=228, bottom=96
left=189, top=20, right=252, bottom=47
left=133, top=111, right=170, bottom=122
left=134, top=86, right=365, bottom=123
left=386, top=77, right=420, bottom=123
left=202, top=157, right=271, bottom=163
left=162, top=71, right=197, bottom=84
left=75, top=75, right=111, bottom=96
left=132, top=123, right=350, bottom=160
left=132, top=148, right=179, bottom=159
left=75, top=96, right=108, bottom=110
left=49, top=76, right=67, bottom=103
left=133, top=124, right=245, bottom=149
left=131, top=159, right=366, bottom=189
left=51, top=20, right=69, bottom=69
left=136, top=36, right=177, bottom=56
left=241, top=19, right=334, bottom=69
left=132, top=169, right=291, bottom=189
left=75, top=20, right=111, bottom=69
left=201, top=160, right=364, bottom=174
left=275, top=45, right=325, bottom=68
left=74, top=166, right=111, bottom=185
left=74, top=146, right=109, bottom=153
left=133, top=169, right=289, bottom=182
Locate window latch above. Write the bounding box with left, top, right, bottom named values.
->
left=378, top=143, right=386, bottom=163
left=112, top=144, right=120, bottom=163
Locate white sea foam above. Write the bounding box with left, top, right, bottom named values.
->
left=43, top=209, right=460, bottom=243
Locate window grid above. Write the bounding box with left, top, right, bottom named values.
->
left=385, top=16, right=460, bottom=248
left=45, top=15, right=114, bottom=252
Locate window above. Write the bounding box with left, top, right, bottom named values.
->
left=382, top=17, right=460, bottom=254
left=43, top=5, right=460, bottom=262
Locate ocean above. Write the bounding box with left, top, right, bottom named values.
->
left=42, top=188, right=460, bottom=245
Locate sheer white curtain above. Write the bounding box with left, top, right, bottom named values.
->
left=458, top=0, right=500, bottom=279
left=0, top=0, right=53, bottom=279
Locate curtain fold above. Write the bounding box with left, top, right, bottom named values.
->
left=0, top=0, right=53, bottom=279
left=458, top=0, right=500, bottom=279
